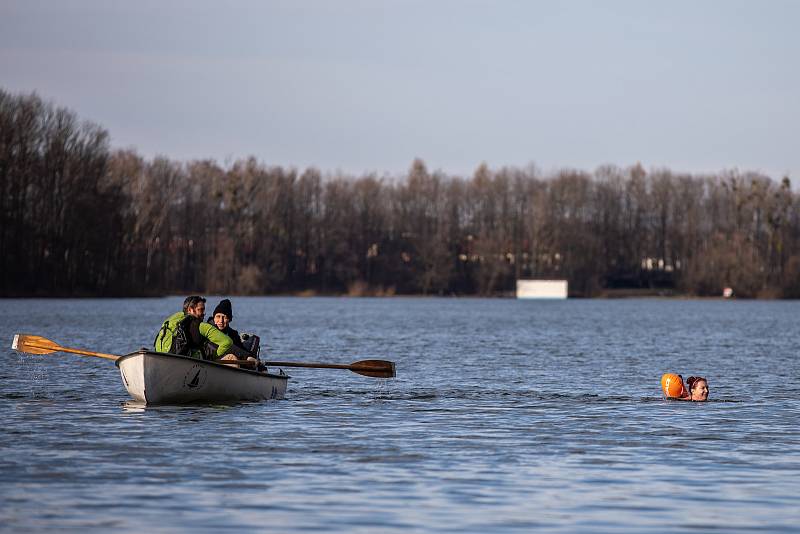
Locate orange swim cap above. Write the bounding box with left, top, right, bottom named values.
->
left=661, top=373, right=686, bottom=398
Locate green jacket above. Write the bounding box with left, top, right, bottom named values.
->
left=154, top=311, right=233, bottom=359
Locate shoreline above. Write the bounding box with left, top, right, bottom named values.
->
left=0, top=291, right=792, bottom=300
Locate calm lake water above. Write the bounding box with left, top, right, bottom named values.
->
left=1, top=297, right=798, bottom=532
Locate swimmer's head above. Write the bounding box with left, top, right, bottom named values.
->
left=687, top=376, right=709, bottom=401
left=661, top=373, right=686, bottom=398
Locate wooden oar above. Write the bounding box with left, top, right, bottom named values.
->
left=11, top=335, right=396, bottom=378
left=263, top=359, right=396, bottom=378
left=11, top=334, right=119, bottom=362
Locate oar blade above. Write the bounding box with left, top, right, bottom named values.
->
left=261, top=358, right=396, bottom=378
left=12, top=334, right=60, bottom=355
left=350, top=359, right=396, bottom=379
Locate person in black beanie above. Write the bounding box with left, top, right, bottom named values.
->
left=208, top=298, right=245, bottom=350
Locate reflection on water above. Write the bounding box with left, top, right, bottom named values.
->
left=120, top=400, right=147, bottom=413
left=1, top=297, right=799, bottom=532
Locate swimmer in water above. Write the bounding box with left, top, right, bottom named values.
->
left=684, top=376, right=709, bottom=401
left=661, top=373, right=709, bottom=402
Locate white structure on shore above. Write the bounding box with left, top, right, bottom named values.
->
left=516, top=279, right=568, bottom=299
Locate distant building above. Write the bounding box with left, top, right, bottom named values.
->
left=516, top=279, right=568, bottom=299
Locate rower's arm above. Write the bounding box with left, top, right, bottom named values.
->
left=200, top=322, right=233, bottom=357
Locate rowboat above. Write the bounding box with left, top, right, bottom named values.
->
left=115, top=349, right=289, bottom=404
left=13, top=334, right=394, bottom=405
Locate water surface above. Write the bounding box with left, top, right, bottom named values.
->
left=1, top=298, right=798, bottom=532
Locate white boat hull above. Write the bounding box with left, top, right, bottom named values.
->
left=116, top=350, right=289, bottom=404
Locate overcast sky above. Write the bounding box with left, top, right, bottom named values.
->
left=1, top=0, right=798, bottom=179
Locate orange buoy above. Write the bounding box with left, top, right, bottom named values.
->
left=661, top=373, right=686, bottom=398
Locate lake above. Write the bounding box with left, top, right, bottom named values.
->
left=1, top=297, right=798, bottom=532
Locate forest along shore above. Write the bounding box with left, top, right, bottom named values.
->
left=2, top=87, right=799, bottom=299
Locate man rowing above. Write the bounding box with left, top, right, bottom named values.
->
left=154, top=295, right=235, bottom=360
left=206, top=298, right=262, bottom=365
left=207, top=299, right=244, bottom=350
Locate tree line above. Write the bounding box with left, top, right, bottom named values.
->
left=2, top=88, right=799, bottom=298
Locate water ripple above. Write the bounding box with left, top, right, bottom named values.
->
left=1, top=297, right=799, bottom=532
